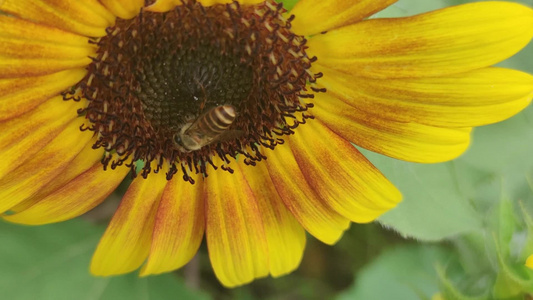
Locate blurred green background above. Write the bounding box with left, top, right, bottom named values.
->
left=1, top=0, right=533, bottom=299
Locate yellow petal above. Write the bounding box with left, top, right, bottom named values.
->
left=7, top=140, right=103, bottom=212
left=316, top=65, right=533, bottom=127
left=0, top=57, right=91, bottom=79
left=0, top=16, right=95, bottom=78
left=99, top=0, right=144, bottom=19
left=236, top=159, right=306, bottom=277
left=526, top=255, right=533, bottom=269
left=290, top=0, right=397, bottom=36
left=0, top=117, right=93, bottom=213
left=0, top=69, right=87, bottom=119
left=204, top=160, right=269, bottom=287
left=265, top=143, right=350, bottom=245
left=308, top=2, right=533, bottom=78
left=0, top=15, right=95, bottom=47
left=313, top=92, right=472, bottom=163
left=90, top=169, right=167, bottom=276
left=0, top=0, right=115, bottom=37
left=4, top=148, right=129, bottom=225
left=140, top=173, right=205, bottom=276
left=147, top=0, right=263, bottom=12
left=289, top=119, right=401, bottom=223
left=0, top=37, right=95, bottom=61
left=0, top=96, right=83, bottom=177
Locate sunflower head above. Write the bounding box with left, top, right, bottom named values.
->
left=65, top=0, right=320, bottom=182
left=1, top=0, right=533, bottom=290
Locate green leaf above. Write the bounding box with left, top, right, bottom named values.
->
left=371, top=104, right=533, bottom=241
left=279, top=0, right=299, bottom=11
left=436, top=264, right=490, bottom=300
left=373, top=0, right=450, bottom=18
left=492, top=236, right=533, bottom=298
left=0, top=219, right=210, bottom=300
left=336, top=245, right=453, bottom=300
left=367, top=152, right=484, bottom=241
left=495, top=199, right=518, bottom=259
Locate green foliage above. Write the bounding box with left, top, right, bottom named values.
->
left=1, top=0, right=532, bottom=299
left=277, top=0, right=298, bottom=11
left=336, top=245, right=453, bottom=300
left=0, top=220, right=209, bottom=300
left=363, top=86, right=533, bottom=299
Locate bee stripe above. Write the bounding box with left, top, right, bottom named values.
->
left=197, top=105, right=236, bottom=134
left=215, top=105, right=236, bottom=125
left=211, top=105, right=235, bottom=131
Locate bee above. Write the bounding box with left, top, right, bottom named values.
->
left=174, top=105, right=241, bottom=152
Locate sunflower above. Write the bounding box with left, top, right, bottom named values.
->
left=1, top=0, right=532, bottom=287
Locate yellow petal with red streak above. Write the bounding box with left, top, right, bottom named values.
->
left=0, top=15, right=94, bottom=78
left=0, top=57, right=91, bottom=79
left=237, top=159, right=306, bottom=277
left=313, top=92, right=471, bottom=163
left=315, top=65, right=533, bottom=128
left=265, top=143, right=350, bottom=245
left=0, top=15, right=95, bottom=47
left=289, top=119, right=401, bottom=223
left=1, top=0, right=114, bottom=37
left=99, top=0, right=144, bottom=19
left=0, top=69, right=87, bottom=118
left=0, top=96, right=83, bottom=177
left=205, top=160, right=269, bottom=287
left=6, top=140, right=103, bottom=213
left=308, top=2, right=533, bottom=78
left=140, top=173, right=205, bottom=276
left=0, top=117, right=93, bottom=213
left=0, top=37, right=95, bottom=61
left=90, top=168, right=167, bottom=276
left=290, top=0, right=397, bottom=36
left=4, top=148, right=128, bottom=225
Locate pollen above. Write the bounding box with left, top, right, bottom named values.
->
left=65, top=0, right=322, bottom=182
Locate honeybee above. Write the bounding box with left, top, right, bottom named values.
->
left=174, top=105, right=241, bottom=152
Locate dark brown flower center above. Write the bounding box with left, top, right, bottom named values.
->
left=65, top=0, right=322, bottom=182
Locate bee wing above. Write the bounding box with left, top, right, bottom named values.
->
left=213, top=130, right=245, bottom=144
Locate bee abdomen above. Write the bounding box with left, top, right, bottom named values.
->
left=201, top=105, right=236, bottom=133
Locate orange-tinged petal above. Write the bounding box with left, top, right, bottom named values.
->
left=290, top=0, right=397, bottom=36
left=316, top=65, right=533, bottom=127
left=0, top=15, right=95, bottom=47
left=0, top=117, right=93, bottom=213
left=99, top=0, right=144, bottom=19
left=0, top=57, right=91, bottom=79
left=140, top=173, right=205, bottom=276
left=289, top=119, right=401, bottom=223
left=308, top=2, right=533, bottom=78
left=205, top=160, right=269, bottom=287
left=0, top=37, right=95, bottom=60
left=0, top=69, right=87, bottom=118
left=265, top=143, right=350, bottom=245
left=6, top=141, right=103, bottom=213
left=4, top=148, right=129, bottom=225
left=90, top=168, right=167, bottom=276
left=0, top=0, right=114, bottom=37
left=0, top=96, right=83, bottom=177
left=313, top=92, right=472, bottom=163
left=236, top=159, right=306, bottom=277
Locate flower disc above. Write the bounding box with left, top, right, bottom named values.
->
left=67, top=0, right=322, bottom=182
